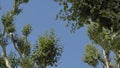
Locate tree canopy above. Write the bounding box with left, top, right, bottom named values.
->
left=32, top=30, right=63, bottom=68
left=54, top=0, right=120, bottom=68
left=54, top=0, right=120, bottom=32
left=0, top=0, right=63, bottom=68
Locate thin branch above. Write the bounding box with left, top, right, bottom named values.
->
left=0, top=27, right=12, bottom=68
left=11, top=34, right=24, bottom=61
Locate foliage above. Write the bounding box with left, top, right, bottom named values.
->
left=1, top=11, right=15, bottom=33
left=17, top=24, right=32, bottom=57
left=22, top=24, right=32, bottom=37
left=16, top=24, right=33, bottom=68
left=83, top=44, right=100, bottom=67
left=32, top=30, right=63, bottom=67
left=86, top=22, right=120, bottom=67
left=54, top=0, right=120, bottom=68
left=17, top=36, right=31, bottom=56
left=0, top=56, right=6, bottom=68
left=0, top=54, right=18, bottom=68
left=0, top=0, right=63, bottom=68
left=88, top=22, right=120, bottom=52
left=54, top=0, right=120, bottom=32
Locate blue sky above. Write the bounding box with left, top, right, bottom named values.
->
left=0, top=0, right=94, bottom=68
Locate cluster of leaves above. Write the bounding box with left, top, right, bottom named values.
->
left=83, top=44, right=100, bottom=67
left=16, top=24, right=32, bottom=56
left=22, top=24, right=32, bottom=37
left=1, top=0, right=29, bottom=32
left=13, top=0, right=29, bottom=15
left=18, top=57, right=33, bottom=68
left=32, top=30, right=63, bottom=67
left=17, top=37, right=31, bottom=56
left=1, top=0, right=30, bottom=34
left=88, top=23, right=120, bottom=52
left=54, top=0, right=120, bottom=32
left=2, top=11, right=15, bottom=33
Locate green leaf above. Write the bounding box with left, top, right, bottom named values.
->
left=22, top=24, right=32, bottom=37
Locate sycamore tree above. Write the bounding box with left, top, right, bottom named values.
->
left=54, top=0, right=120, bottom=32
left=54, top=0, right=120, bottom=68
left=84, top=22, right=120, bottom=68
left=0, top=0, right=63, bottom=68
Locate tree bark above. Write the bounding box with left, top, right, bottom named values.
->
left=1, top=45, right=12, bottom=68
left=117, top=60, right=120, bottom=68
left=117, top=50, right=120, bottom=68
left=40, top=64, right=46, bottom=68
left=0, top=23, right=12, bottom=68
left=103, top=49, right=110, bottom=68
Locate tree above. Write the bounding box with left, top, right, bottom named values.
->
left=84, top=22, right=120, bottom=68
left=0, top=0, right=63, bottom=68
left=0, top=0, right=30, bottom=67
left=32, top=30, right=63, bottom=68
left=15, top=24, right=32, bottom=68
left=54, top=0, right=120, bottom=32
left=83, top=43, right=112, bottom=68
left=54, top=0, right=120, bottom=67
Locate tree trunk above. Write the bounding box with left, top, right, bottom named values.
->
left=1, top=45, right=12, bottom=68
left=93, top=66, right=97, bottom=68
left=40, top=63, right=46, bottom=68
left=40, top=59, right=46, bottom=68
left=117, top=50, right=120, bottom=68
left=0, top=25, right=11, bottom=68
left=40, top=65, right=43, bottom=68
left=40, top=64, right=46, bottom=68
left=117, top=61, right=120, bottom=68
left=103, top=49, right=110, bottom=68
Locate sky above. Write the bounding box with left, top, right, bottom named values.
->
left=0, top=0, right=96, bottom=68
